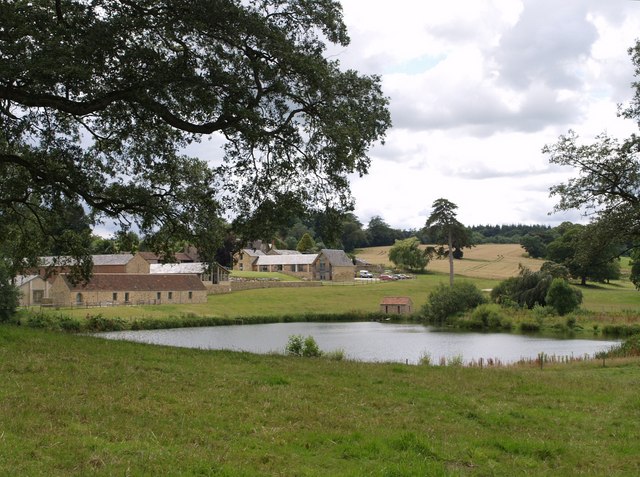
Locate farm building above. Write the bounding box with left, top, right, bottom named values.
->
left=380, top=297, right=413, bottom=315
left=150, top=262, right=230, bottom=284
left=15, top=275, right=51, bottom=307
left=37, top=253, right=150, bottom=276
left=49, top=274, right=207, bottom=307
left=313, top=249, right=355, bottom=282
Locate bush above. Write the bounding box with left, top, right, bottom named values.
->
left=471, top=304, right=507, bottom=329
left=491, top=265, right=553, bottom=309
left=285, top=335, right=322, bottom=357
left=545, top=278, right=583, bottom=315
left=422, top=281, right=486, bottom=325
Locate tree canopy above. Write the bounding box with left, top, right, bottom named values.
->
left=544, top=41, right=640, bottom=270
left=0, top=0, right=391, bottom=277
left=388, top=237, right=430, bottom=272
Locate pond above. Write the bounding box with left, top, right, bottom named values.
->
left=95, top=321, right=620, bottom=365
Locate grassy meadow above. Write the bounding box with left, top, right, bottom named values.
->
left=1, top=325, right=640, bottom=476
left=3, top=244, right=640, bottom=475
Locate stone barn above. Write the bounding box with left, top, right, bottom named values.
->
left=380, top=297, right=413, bottom=315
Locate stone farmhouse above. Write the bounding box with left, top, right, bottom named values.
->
left=234, top=248, right=355, bottom=282
left=50, top=273, right=207, bottom=307
left=20, top=252, right=228, bottom=307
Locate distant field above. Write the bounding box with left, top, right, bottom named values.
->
left=356, top=243, right=544, bottom=280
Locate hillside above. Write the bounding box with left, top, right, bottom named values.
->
left=356, top=243, right=543, bottom=280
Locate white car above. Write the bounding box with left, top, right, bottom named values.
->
left=359, top=270, right=373, bottom=278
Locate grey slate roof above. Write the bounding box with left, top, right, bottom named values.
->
left=39, top=254, right=136, bottom=267
left=59, top=274, right=206, bottom=291
left=319, top=249, right=354, bottom=267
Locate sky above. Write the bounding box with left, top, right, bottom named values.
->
left=329, top=0, right=640, bottom=230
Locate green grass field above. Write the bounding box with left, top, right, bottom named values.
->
left=1, top=325, right=639, bottom=476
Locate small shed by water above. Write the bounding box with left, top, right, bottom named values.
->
left=380, top=297, right=413, bottom=315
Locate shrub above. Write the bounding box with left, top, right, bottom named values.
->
left=422, top=281, right=486, bottom=324
left=286, top=335, right=322, bottom=357
left=471, top=304, right=507, bottom=329
left=545, top=278, right=583, bottom=315
left=520, top=322, right=541, bottom=333
left=491, top=264, right=559, bottom=309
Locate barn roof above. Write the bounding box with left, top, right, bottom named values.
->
left=319, top=249, right=354, bottom=267
left=150, top=263, right=207, bottom=274
left=255, top=254, right=318, bottom=266
left=59, top=274, right=206, bottom=291
left=39, top=254, right=137, bottom=267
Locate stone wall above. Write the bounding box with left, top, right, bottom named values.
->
left=217, top=280, right=323, bottom=293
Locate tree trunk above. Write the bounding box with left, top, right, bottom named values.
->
left=448, top=230, right=454, bottom=286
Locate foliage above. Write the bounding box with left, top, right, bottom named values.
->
left=285, top=334, right=322, bottom=357
left=366, top=216, right=401, bottom=247
left=597, top=334, right=640, bottom=358
left=491, top=264, right=554, bottom=309
left=470, top=304, right=510, bottom=330
left=545, top=278, right=583, bottom=315
left=422, top=281, right=486, bottom=325
left=546, top=223, right=621, bottom=285
left=520, top=234, right=547, bottom=258
left=296, top=233, right=316, bottom=253
left=0, top=263, right=19, bottom=322
left=544, top=42, right=640, bottom=285
left=0, top=0, right=390, bottom=278
left=388, top=237, right=431, bottom=272
left=631, top=249, right=640, bottom=290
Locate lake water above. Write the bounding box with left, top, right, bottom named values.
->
left=95, top=322, right=620, bottom=365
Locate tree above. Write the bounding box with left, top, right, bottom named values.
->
left=544, top=42, right=640, bottom=277
left=366, top=216, right=398, bottom=247
left=422, top=281, right=486, bottom=325
left=425, top=198, right=470, bottom=286
left=388, top=237, right=431, bottom=272
left=296, top=233, right=316, bottom=253
left=546, top=223, right=621, bottom=285
left=545, top=278, right=583, bottom=316
left=490, top=265, right=555, bottom=309
left=520, top=234, right=547, bottom=259
left=0, top=262, right=19, bottom=321
left=0, top=0, right=391, bottom=278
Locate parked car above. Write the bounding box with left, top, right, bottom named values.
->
left=379, top=274, right=396, bottom=281
left=359, top=270, right=373, bottom=278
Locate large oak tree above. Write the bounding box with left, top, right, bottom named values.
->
left=0, top=0, right=391, bottom=276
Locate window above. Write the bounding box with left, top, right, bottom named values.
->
left=188, top=291, right=193, bottom=300
left=76, top=293, right=83, bottom=304
left=125, top=292, right=130, bottom=303
left=318, top=259, right=326, bottom=271
left=157, top=292, right=161, bottom=300
left=168, top=291, right=173, bottom=300
left=32, top=290, right=44, bottom=304
left=112, top=292, right=118, bottom=301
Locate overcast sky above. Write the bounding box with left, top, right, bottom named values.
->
left=330, top=0, right=640, bottom=229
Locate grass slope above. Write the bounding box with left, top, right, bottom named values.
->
left=1, top=325, right=639, bottom=476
